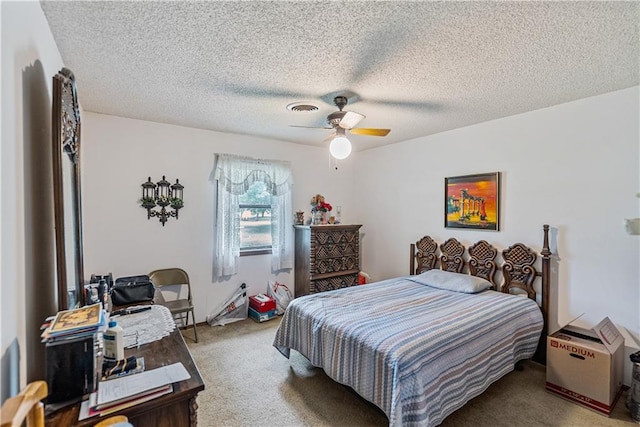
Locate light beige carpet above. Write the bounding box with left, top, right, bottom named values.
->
left=186, top=318, right=636, bottom=426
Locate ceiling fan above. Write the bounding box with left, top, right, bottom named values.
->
left=292, top=95, right=391, bottom=159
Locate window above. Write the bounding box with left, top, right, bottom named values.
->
left=212, top=154, right=293, bottom=279
left=239, top=181, right=272, bottom=254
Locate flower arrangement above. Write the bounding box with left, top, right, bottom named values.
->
left=310, top=194, right=332, bottom=213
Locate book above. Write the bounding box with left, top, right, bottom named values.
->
left=46, top=303, right=104, bottom=337
left=93, top=383, right=172, bottom=411
left=41, top=327, right=98, bottom=344
left=81, top=384, right=173, bottom=420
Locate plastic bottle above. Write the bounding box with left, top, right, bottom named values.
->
left=103, top=319, right=124, bottom=360
left=98, top=278, right=111, bottom=312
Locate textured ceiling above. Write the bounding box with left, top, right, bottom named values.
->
left=40, top=1, right=639, bottom=152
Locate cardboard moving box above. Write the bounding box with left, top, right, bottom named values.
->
left=546, top=317, right=624, bottom=416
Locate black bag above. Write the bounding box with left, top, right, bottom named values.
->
left=110, top=275, right=155, bottom=306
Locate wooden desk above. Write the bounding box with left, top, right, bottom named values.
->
left=45, top=306, right=204, bottom=427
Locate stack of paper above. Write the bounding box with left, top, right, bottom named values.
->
left=85, top=384, right=173, bottom=418
left=79, top=362, right=191, bottom=420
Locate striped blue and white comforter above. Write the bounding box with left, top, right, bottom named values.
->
left=273, top=276, right=543, bottom=427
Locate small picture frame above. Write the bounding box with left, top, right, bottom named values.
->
left=445, top=172, right=501, bottom=230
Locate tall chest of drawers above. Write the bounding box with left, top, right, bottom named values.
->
left=293, top=224, right=362, bottom=297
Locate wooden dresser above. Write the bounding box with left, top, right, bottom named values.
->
left=294, top=224, right=362, bottom=297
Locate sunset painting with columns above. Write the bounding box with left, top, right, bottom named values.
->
left=445, top=172, right=500, bottom=230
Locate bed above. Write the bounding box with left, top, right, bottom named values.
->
left=273, top=225, right=551, bottom=427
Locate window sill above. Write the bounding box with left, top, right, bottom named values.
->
left=240, top=248, right=272, bottom=257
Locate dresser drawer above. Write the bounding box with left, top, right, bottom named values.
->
left=310, top=273, right=358, bottom=293
left=314, top=242, right=358, bottom=258
left=313, top=255, right=358, bottom=274
left=314, top=228, right=359, bottom=247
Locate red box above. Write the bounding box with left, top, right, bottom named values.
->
left=249, top=294, right=276, bottom=313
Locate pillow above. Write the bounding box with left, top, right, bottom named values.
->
left=409, top=269, right=493, bottom=294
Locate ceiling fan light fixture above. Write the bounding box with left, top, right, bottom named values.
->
left=329, top=135, right=352, bottom=160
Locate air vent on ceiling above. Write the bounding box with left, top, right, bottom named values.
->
left=286, top=102, right=319, bottom=112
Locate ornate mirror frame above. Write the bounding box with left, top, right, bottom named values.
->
left=52, top=68, right=85, bottom=310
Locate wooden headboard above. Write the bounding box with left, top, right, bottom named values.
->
left=409, top=224, right=552, bottom=363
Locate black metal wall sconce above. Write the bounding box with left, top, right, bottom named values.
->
left=140, top=176, right=184, bottom=226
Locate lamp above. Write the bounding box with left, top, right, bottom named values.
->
left=329, top=128, right=352, bottom=160
left=140, top=176, right=184, bottom=226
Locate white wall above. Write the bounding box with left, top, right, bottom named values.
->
left=2, top=0, right=638, bottom=400
left=81, top=113, right=355, bottom=323
left=353, top=87, right=640, bottom=381
left=1, top=1, right=64, bottom=400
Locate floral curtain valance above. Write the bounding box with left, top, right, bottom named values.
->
left=213, top=154, right=293, bottom=196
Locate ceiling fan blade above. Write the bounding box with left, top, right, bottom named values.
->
left=338, top=111, right=365, bottom=129
left=349, top=128, right=391, bottom=137
left=289, top=125, right=332, bottom=130
left=322, top=132, right=336, bottom=143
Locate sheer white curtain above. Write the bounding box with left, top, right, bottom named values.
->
left=213, top=154, right=293, bottom=280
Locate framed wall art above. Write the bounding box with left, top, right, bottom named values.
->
left=445, top=172, right=501, bottom=231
